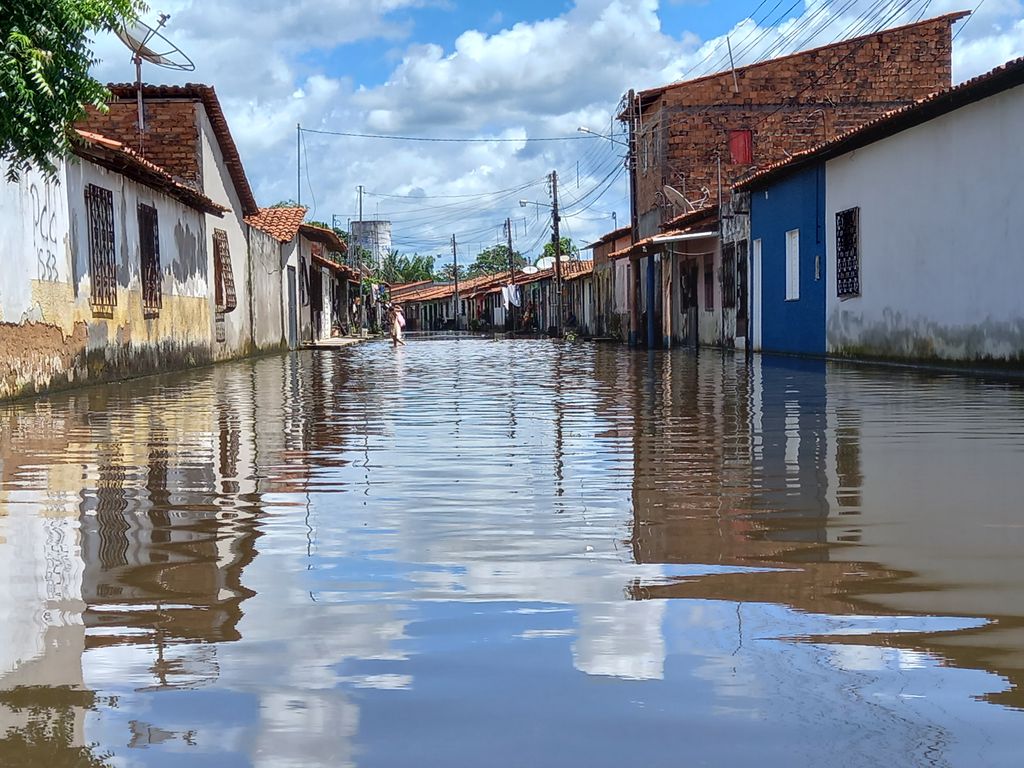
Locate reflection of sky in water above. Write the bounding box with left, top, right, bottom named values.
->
left=1, top=343, right=1024, bottom=767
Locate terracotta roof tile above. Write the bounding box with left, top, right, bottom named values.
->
left=563, top=260, right=595, bottom=280
left=245, top=207, right=308, bottom=242
left=298, top=223, right=347, bottom=254
left=72, top=129, right=227, bottom=215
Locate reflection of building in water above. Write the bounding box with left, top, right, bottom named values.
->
left=72, top=368, right=262, bottom=691
left=0, top=408, right=88, bottom=759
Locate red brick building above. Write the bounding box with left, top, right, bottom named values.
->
left=616, top=12, right=968, bottom=349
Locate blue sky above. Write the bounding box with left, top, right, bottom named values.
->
left=91, top=1, right=1023, bottom=256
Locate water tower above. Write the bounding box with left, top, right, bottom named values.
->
left=350, top=220, right=392, bottom=269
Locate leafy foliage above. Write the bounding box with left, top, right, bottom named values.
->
left=542, top=237, right=579, bottom=262
left=467, top=245, right=526, bottom=277
left=1, top=0, right=144, bottom=181
left=436, top=262, right=466, bottom=282
left=375, top=249, right=436, bottom=285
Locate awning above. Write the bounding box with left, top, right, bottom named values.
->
left=610, top=230, right=717, bottom=260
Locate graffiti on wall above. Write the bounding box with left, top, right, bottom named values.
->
left=31, top=179, right=61, bottom=282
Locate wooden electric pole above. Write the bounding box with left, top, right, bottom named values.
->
left=451, top=234, right=460, bottom=330
left=551, top=170, right=562, bottom=337
left=505, top=217, right=516, bottom=332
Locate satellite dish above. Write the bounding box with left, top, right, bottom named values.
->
left=535, top=256, right=555, bottom=270
left=663, top=185, right=694, bottom=213
left=521, top=265, right=540, bottom=275
left=114, top=13, right=194, bottom=149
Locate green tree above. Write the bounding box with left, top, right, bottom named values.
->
left=436, top=262, right=466, bottom=282
left=376, top=249, right=437, bottom=284
left=1, top=0, right=144, bottom=180
left=467, top=245, right=526, bottom=277
left=542, top=237, right=579, bottom=263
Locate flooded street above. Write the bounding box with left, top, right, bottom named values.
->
left=1, top=339, right=1023, bottom=767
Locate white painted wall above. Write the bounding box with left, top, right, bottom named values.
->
left=249, top=228, right=286, bottom=350
left=67, top=158, right=211, bottom=306
left=0, top=162, right=70, bottom=324
left=198, top=107, right=253, bottom=358
left=825, top=83, right=1024, bottom=362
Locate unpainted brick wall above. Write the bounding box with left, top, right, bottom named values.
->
left=78, top=99, right=201, bottom=186
left=635, top=17, right=956, bottom=222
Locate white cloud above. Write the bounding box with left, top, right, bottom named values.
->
left=88, top=1, right=1024, bottom=260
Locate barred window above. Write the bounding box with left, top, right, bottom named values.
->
left=85, top=184, right=116, bottom=309
left=138, top=203, right=161, bottom=314
left=836, top=207, right=860, bottom=298
left=722, top=242, right=736, bottom=309
left=213, top=229, right=237, bottom=313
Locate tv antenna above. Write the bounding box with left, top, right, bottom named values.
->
left=115, top=13, right=195, bottom=151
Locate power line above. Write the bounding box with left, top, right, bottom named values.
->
left=300, top=127, right=600, bottom=143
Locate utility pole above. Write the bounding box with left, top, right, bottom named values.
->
left=451, top=234, right=460, bottom=331
left=357, top=185, right=366, bottom=334
left=297, top=124, right=301, bottom=206
left=505, top=217, right=516, bottom=332
left=551, top=170, right=562, bottom=337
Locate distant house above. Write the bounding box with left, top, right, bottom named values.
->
left=245, top=208, right=355, bottom=347
left=563, top=260, right=596, bottom=336
left=739, top=56, right=1024, bottom=365
left=617, top=12, right=967, bottom=349
left=584, top=227, right=631, bottom=339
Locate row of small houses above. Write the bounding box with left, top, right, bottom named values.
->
left=404, top=12, right=1023, bottom=370
left=394, top=260, right=595, bottom=335
left=1, top=83, right=365, bottom=401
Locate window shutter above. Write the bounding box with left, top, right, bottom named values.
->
left=729, top=130, right=753, bottom=165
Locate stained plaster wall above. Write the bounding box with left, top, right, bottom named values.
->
left=825, top=83, right=1024, bottom=364
left=0, top=158, right=213, bottom=401
left=248, top=227, right=287, bottom=351
left=197, top=107, right=253, bottom=360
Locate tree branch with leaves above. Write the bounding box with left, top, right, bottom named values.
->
left=1, top=0, right=144, bottom=181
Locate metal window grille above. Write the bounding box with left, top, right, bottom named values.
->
left=722, top=243, right=736, bottom=309
left=85, top=184, right=117, bottom=308
left=138, top=203, right=161, bottom=313
left=213, top=229, right=237, bottom=312
left=836, top=207, right=860, bottom=297
left=704, top=255, right=714, bottom=310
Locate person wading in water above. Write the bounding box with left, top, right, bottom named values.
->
left=389, top=304, right=407, bottom=346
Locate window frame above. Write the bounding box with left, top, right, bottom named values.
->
left=836, top=207, right=861, bottom=298
left=137, top=202, right=162, bottom=315
left=785, top=228, right=800, bottom=302
left=721, top=242, right=736, bottom=310
left=85, top=184, right=117, bottom=311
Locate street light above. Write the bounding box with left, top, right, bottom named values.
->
left=577, top=126, right=629, bottom=147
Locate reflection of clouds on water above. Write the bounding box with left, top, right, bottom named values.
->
left=573, top=600, right=666, bottom=681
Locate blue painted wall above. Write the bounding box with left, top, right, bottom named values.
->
left=751, top=164, right=826, bottom=356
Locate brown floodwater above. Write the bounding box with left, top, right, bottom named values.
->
left=1, top=339, right=1022, bottom=767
